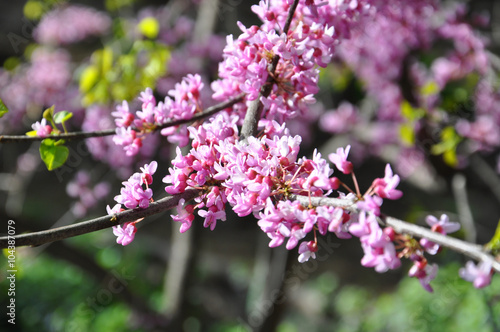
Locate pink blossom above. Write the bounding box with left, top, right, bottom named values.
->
left=286, top=225, right=306, bottom=250
left=140, top=161, right=158, bottom=186
left=139, top=87, right=156, bottom=110
left=113, top=127, right=143, bottom=157
left=106, top=204, right=123, bottom=215
left=198, top=205, right=226, bottom=231
left=409, top=260, right=439, bottom=292
left=420, top=214, right=460, bottom=255
left=319, top=102, right=359, bottom=134
left=459, top=260, right=493, bottom=288
left=171, top=199, right=195, bottom=233
left=34, top=5, right=111, bottom=45
left=113, top=222, right=137, bottom=246
left=114, top=170, right=154, bottom=210
left=328, top=145, right=353, bottom=174
left=350, top=212, right=401, bottom=272
left=357, top=195, right=383, bottom=216
left=112, top=101, right=134, bottom=128
left=360, top=241, right=401, bottom=273
left=31, top=119, right=52, bottom=137
left=372, top=164, right=403, bottom=200
left=298, top=241, right=318, bottom=263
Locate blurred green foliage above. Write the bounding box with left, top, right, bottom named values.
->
left=3, top=249, right=498, bottom=332
left=79, top=39, right=170, bottom=106
left=278, top=264, right=499, bottom=332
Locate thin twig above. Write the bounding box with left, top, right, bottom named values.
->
left=289, top=194, right=500, bottom=273
left=452, top=173, right=476, bottom=243
left=0, top=189, right=202, bottom=248
left=0, top=94, right=245, bottom=143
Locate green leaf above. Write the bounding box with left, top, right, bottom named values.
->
left=53, top=111, right=73, bottom=124
left=138, top=17, right=160, bottom=39
left=400, top=123, right=415, bottom=146
left=401, top=100, right=425, bottom=121
left=431, top=126, right=462, bottom=167
left=43, top=105, right=55, bottom=122
left=443, top=149, right=458, bottom=167
left=420, top=81, right=439, bottom=96
left=485, top=220, right=500, bottom=255
left=100, top=47, right=113, bottom=74
left=80, top=65, right=99, bottom=93
left=40, top=139, right=69, bottom=170
left=0, top=98, right=8, bottom=118
left=24, top=1, right=44, bottom=20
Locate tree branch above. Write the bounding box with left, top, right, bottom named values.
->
left=240, top=0, right=299, bottom=139
left=289, top=194, right=500, bottom=273
left=0, top=189, right=202, bottom=248
left=0, top=93, right=245, bottom=143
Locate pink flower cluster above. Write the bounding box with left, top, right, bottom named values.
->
left=164, top=122, right=354, bottom=256
left=112, top=74, right=204, bottom=155
left=350, top=212, right=401, bottom=273
left=163, top=114, right=405, bottom=267
left=212, top=0, right=371, bottom=124
left=113, top=161, right=157, bottom=210
left=164, top=112, right=239, bottom=231
left=34, top=5, right=111, bottom=45
left=107, top=161, right=158, bottom=245
left=103, top=0, right=498, bottom=291
left=330, top=0, right=497, bottom=176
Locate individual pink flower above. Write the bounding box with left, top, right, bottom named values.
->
left=357, top=195, right=383, bottom=216
left=409, top=260, right=439, bottom=292
left=31, top=118, right=52, bottom=137
left=114, top=170, right=154, bottom=210
left=140, top=161, right=158, bottom=186
left=360, top=241, right=401, bottom=273
left=425, top=214, right=461, bottom=234
left=139, top=87, right=156, bottom=110
left=112, top=101, right=135, bottom=128
left=286, top=225, right=306, bottom=250
left=372, top=164, right=403, bottom=200
left=113, top=222, right=137, bottom=246
left=298, top=240, right=318, bottom=263
left=106, top=204, right=123, bottom=215
left=420, top=214, right=460, bottom=254
left=328, top=145, right=353, bottom=174
left=459, top=260, right=493, bottom=289
left=171, top=198, right=195, bottom=233
left=198, top=205, right=226, bottom=231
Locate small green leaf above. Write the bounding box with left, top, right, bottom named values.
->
left=138, top=17, right=160, bottom=39
left=485, top=220, right=500, bottom=255
left=43, top=105, right=55, bottom=122
left=24, top=0, right=44, bottom=20
left=400, top=123, right=415, bottom=146
left=26, top=130, right=37, bottom=137
left=53, top=111, right=73, bottom=124
left=401, top=100, right=413, bottom=120
left=443, top=149, right=458, bottom=167
left=40, top=139, right=69, bottom=170
left=431, top=126, right=462, bottom=167
left=0, top=98, right=8, bottom=118
left=421, top=81, right=439, bottom=96
left=401, top=100, right=425, bottom=121
left=80, top=65, right=99, bottom=93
